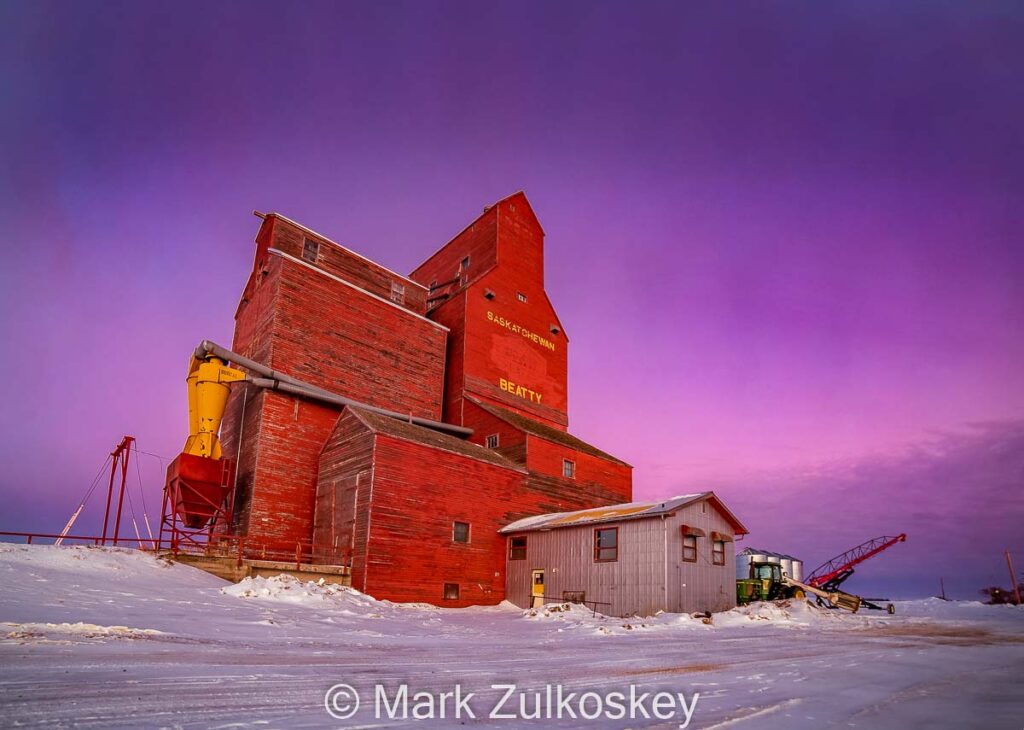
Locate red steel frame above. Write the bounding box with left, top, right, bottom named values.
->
left=806, top=534, right=907, bottom=588
left=100, top=436, right=135, bottom=546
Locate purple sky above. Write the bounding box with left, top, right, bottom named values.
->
left=2, top=2, right=1021, bottom=598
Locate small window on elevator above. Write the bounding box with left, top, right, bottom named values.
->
left=443, top=583, right=460, bottom=600
left=390, top=281, right=405, bottom=305
left=302, top=238, right=319, bottom=263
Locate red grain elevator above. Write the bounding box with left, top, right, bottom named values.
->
left=219, top=192, right=632, bottom=606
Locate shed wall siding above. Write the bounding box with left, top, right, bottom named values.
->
left=505, top=500, right=738, bottom=616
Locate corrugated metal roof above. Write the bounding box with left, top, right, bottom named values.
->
left=501, top=493, right=712, bottom=532
left=738, top=547, right=801, bottom=561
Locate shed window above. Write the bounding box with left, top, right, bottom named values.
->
left=562, top=459, right=576, bottom=479
left=302, top=238, right=319, bottom=263
left=443, top=583, right=460, bottom=600
left=452, top=521, right=470, bottom=544
left=712, top=539, right=726, bottom=565
left=682, top=534, right=698, bottom=563
left=390, top=281, right=405, bottom=305
left=517, top=291, right=528, bottom=303
left=594, top=527, right=618, bottom=562
left=486, top=433, right=500, bottom=449
left=509, top=536, right=527, bottom=560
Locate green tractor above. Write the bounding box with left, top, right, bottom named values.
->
left=736, top=561, right=805, bottom=604
left=737, top=560, right=862, bottom=612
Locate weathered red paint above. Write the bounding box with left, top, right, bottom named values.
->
left=220, top=215, right=447, bottom=548
left=411, top=193, right=568, bottom=430
left=219, top=194, right=633, bottom=605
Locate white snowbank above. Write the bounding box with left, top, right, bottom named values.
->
left=222, top=575, right=389, bottom=614
left=3, top=620, right=164, bottom=643
left=0, top=542, right=176, bottom=575
left=524, top=597, right=871, bottom=632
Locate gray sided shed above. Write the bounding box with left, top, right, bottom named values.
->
left=501, top=492, right=749, bottom=617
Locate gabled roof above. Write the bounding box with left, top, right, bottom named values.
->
left=348, top=408, right=526, bottom=472
left=410, top=191, right=543, bottom=279
left=499, top=491, right=749, bottom=534
left=466, top=397, right=630, bottom=467
left=493, top=190, right=544, bottom=235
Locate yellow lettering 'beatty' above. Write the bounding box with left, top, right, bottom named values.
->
left=498, top=377, right=543, bottom=404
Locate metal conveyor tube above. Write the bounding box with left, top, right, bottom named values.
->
left=196, top=340, right=472, bottom=438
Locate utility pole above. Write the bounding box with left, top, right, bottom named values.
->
left=939, top=576, right=946, bottom=601
left=1006, top=550, right=1022, bottom=606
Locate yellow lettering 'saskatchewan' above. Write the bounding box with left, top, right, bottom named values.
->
left=486, top=311, right=556, bottom=352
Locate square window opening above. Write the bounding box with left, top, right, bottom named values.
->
left=453, top=521, right=470, bottom=544
left=443, top=583, right=460, bottom=600
left=594, top=527, right=618, bottom=562
left=509, top=536, right=527, bottom=560
left=485, top=434, right=500, bottom=449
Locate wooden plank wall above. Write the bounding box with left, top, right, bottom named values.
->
left=411, top=194, right=569, bottom=430
left=360, top=433, right=526, bottom=607
left=220, top=238, right=447, bottom=549
left=270, top=257, right=446, bottom=418
left=271, top=216, right=429, bottom=314
left=312, top=410, right=376, bottom=569
left=526, top=437, right=632, bottom=503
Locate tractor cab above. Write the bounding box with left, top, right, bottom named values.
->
left=737, top=561, right=792, bottom=604
left=753, top=562, right=782, bottom=582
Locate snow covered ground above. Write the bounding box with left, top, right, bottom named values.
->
left=1, top=545, right=1022, bottom=728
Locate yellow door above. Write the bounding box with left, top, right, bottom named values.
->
left=531, top=569, right=545, bottom=608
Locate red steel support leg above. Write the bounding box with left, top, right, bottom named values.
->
left=110, top=438, right=134, bottom=546
left=158, top=484, right=169, bottom=552
left=100, top=451, right=118, bottom=545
